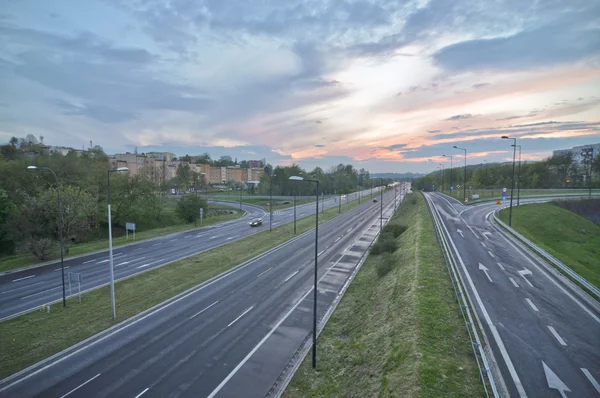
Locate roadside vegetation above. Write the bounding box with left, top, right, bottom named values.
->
left=285, top=192, right=483, bottom=397
left=499, top=201, right=600, bottom=289
left=0, top=193, right=370, bottom=379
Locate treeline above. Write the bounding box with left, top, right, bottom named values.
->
left=412, top=153, right=600, bottom=191
left=255, top=164, right=393, bottom=196
left=0, top=139, right=207, bottom=259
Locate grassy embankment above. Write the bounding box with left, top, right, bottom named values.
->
left=445, top=188, right=600, bottom=203
left=285, top=192, right=483, bottom=398
left=0, top=204, right=241, bottom=273
left=499, top=202, right=600, bottom=289
left=0, top=196, right=365, bottom=379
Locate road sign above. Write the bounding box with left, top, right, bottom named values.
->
left=200, top=208, right=204, bottom=226
left=469, top=185, right=472, bottom=189
left=496, top=200, right=501, bottom=205
left=126, top=222, right=136, bottom=241
left=450, top=186, right=454, bottom=191
left=502, top=187, right=507, bottom=193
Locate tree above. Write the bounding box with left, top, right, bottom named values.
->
left=593, top=154, right=600, bottom=174
left=175, top=194, right=208, bottom=223
left=39, top=186, right=98, bottom=242
left=0, top=189, right=17, bottom=254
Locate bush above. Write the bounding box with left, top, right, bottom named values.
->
left=376, top=253, right=394, bottom=277
left=23, top=237, right=57, bottom=260
left=382, top=223, right=407, bottom=238
left=371, top=236, right=398, bottom=255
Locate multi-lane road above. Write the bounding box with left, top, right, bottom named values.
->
left=0, top=190, right=381, bottom=321
left=425, top=192, right=600, bottom=397
left=0, top=189, right=400, bottom=397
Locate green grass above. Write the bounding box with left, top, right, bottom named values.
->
left=215, top=196, right=329, bottom=212
left=499, top=202, right=600, bottom=289
left=445, top=188, right=600, bottom=203
left=285, top=192, right=483, bottom=398
left=0, top=196, right=365, bottom=379
left=0, top=205, right=242, bottom=274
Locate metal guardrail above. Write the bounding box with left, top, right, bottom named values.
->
left=492, top=211, right=600, bottom=300
left=424, top=193, right=499, bottom=398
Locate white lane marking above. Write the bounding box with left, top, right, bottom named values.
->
left=152, top=242, right=162, bottom=246
left=429, top=199, right=527, bottom=397
left=487, top=250, right=495, bottom=258
left=334, top=237, right=341, bottom=243
left=318, top=250, right=325, bottom=257
left=60, top=373, right=101, bottom=398
left=547, top=326, right=567, bottom=346
left=478, top=263, right=493, bottom=282
left=12, top=275, right=35, bottom=282
left=137, top=264, right=150, bottom=269
left=189, top=301, right=219, bottom=320
left=21, top=286, right=62, bottom=299
left=133, top=247, right=143, bottom=251
left=54, top=266, right=69, bottom=272
left=347, top=227, right=353, bottom=233
left=117, top=261, right=130, bottom=266
left=518, top=269, right=534, bottom=287
left=168, top=239, right=177, bottom=242
left=227, top=306, right=254, bottom=328
left=525, top=298, right=539, bottom=312
left=480, top=241, right=488, bottom=249
left=209, top=235, right=221, bottom=240
left=497, top=262, right=505, bottom=271
left=133, top=388, right=149, bottom=398
left=83, top=259, right=96, bottom=264
left=581, top=368, right=600, bottom=394
left=98, top=259, right=109, bottom=264
left=482, top=231, right=492, bottom=239
left=510, top=278, right=520, bottom=288
left=456, top=229, right=464, bottom=238
left=460, top=216, right=479, bottom=239
left=135, top=258, right=163, bottom=269
left=113, top=253, right=123, bottom=257
left=226, top=235, right=240, bottom=241
left=257, top=268, right=272, bottom=278
left=284, top=270, right=299, bottom=283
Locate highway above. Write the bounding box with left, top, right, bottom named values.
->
left=425, top=192, right=600, bottom=397
left=0, top=189, right=400, bottom=397
left=0, top=189, right=380, bottom=321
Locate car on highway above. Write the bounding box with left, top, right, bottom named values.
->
left=373, top=198, right=378, bottom=203
left=249, top=218, right=263, bottom=227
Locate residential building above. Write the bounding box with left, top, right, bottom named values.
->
left=226, top=166, right=248, bottom=183
left=552, top=143, right=600, bottom=163
left=248, top=160, right=261, bottom=169
left=43, top=145, right=78, bottom=156
left=146, top=151, right=176, bottom=161
left=248, top=167, right=264, bottom=182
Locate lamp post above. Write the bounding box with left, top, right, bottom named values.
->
left=512, top=145, right=522, bottom=206
left=502, top=136, right=517, bottom=226
left=289, top=176, right=319, bottom=369
left=380, top=178, right=383, bottom=232
left=442, top=155, right=453, bottom=196
left=239, top=182, right=243, bottom=211
left=293, top=188, right=297, bottom=235
left=439, top=163, right=444, bottom=193
left=453, top=146, right=467, bottom=202
left=27, top=166, right=67, bottom=308
left=264, top=166, right=274, bottom=232
left=107, top=166, right=129, bottom=320
left=357, top=174, right=361, bottom=204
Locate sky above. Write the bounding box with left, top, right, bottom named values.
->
left=1, top=0, right=599, bottom=173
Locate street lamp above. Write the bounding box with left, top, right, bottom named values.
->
left=502, top=136, right=517, bottom=226
left=453, top=146, right=467, bottom=202
left=357, top=174, right=361, bottom=204
left=512, top=145, right=522, bottom=206
left=107, top=166, right=129, bottom=320
left=264, top=166, right=274, bottom=232
left=442, top=155, right=453, bottom=196
left=27, top=166, right=67, bottom=308
left=380, top=178, right=383, bottom=232
left=439, top=163, right=444, bottom=193
left=289, top=175, right=319, bottom=369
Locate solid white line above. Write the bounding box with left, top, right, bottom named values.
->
left=12, top=275, right=35, bottom=282
left=113, top=253, right=123, bottom=257
left=54, top=267, right=69, bottom=272
left=487, top=250, right=495, bottom=258
left=497, top=262, right=505, bottom=271
left=116, top=261, right=130, bottom=266
left=98, top=259, right=109, bottom=264
left=480, top=241, right=488, bottom=249
left=256, top=267, right=272, bottom=278
left=60, top=373, right=101, bottom=398
left=227, top=306, right=254, bottom=328
left=83, top=259, right=96, bottom=264
left=284, top=270, right=299, bottom=283
left=137, top=264, right=150, bottom=269
left=189, top=301, right=219, bottom=320
left=581, top=368, right=600, bottom=393
left=152, top=242, right=162, bottom=246
left=334, top=237, right=341, bottom=243
left=547, top=326, right=567, bottom=346
left=318, top=250, right=325, bottom=257
left=133, top=388, right=149, bottom=398
left=510, top=278, right=520, bottom=288
left=525, top=298, right=539, bottom=312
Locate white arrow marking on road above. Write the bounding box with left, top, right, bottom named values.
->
left=543, top=361, right=570, bottom=397
left=581, top=368, right=600, bottom=394
left=457, top=229, right=464, bottom=238
left=479, top=263, right=493, bottom=283
left=482, top=232, right=492, bottom=240
left=518, top=269, right=534, bottom=287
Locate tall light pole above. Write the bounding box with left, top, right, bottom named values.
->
left=512, top=145, right=522, bottom=206
left=582, top=147, right=594, bottom=199
left=264, top=166, right=274, bottom=232
left=27, top=166, right=67, bottom=308
left=439, top=163, right=444, bottom=193
left=289, top=176, right=319, bottom=369
left=357, top=174, right=361, bottom=204
left=293, top=187, right=297, bottom=235
left=453, top=146, right=467, bottom=202
left=502, top=136, right=517, bottom=226
left=107, top=166, right=129, bottom=320
left=483, top=160, right=488, bottom=189
left=442, top=155, right=453, bottom=196
left=380, top=178, right=383, bottom=232
left=239, top=182, right=243, bottom=211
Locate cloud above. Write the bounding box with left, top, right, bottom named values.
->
left=384, top=143, right=408, bottom=151
left=427, top=129, right=441, bottom=134
left=445, top=113, right=473, bottom=121
left=314, top=144, right=325, bottom=147
left=472, top=83, right=490, bottom=89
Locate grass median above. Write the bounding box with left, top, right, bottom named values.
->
left=285, top=192, right=483, bottom=398
left=0, top=195, right=366, bottom=380
left=499, top=202, right=600, bottom=289
left=0, top=205, right=242, bottom=273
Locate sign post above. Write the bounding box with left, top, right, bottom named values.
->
left=200, top=208, right=204, bottom=226
left=68, top=272, right=82, bottom=303
left=125, top=222, right=136, bottom=241
left=502, top=187, right=507, bottom=202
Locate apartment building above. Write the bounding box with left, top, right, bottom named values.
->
left=146, top=151, right=176, bottom=161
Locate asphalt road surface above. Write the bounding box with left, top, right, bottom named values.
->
left=0, top=189, right=381, bottom=321
left=0, top=189, right=400, bottom=397
left=425, top=192, right=600, bottom=398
